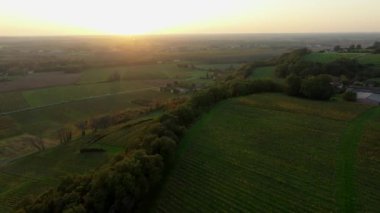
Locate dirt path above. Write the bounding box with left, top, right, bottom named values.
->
left=336, top=106, right=380, bottom=212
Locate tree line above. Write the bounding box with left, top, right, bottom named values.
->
left=275, top=48, right=380, bottom=100
left=16, top=78, right=283, bottom=213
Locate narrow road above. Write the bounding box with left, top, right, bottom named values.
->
left=0, top=86, right=159, bottom=116
left=336, top=106, right=380, bottom=212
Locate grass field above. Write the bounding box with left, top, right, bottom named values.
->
left=152, top=94, right=376, bottom=212
left=0, top=72, right=80, bottom=93
left=0, top=92, right=29, bottom=113
left=248, top=66, right=275, bottom=80
left=194, top=63, right=241, bottom=70
left=0, top=90, right=172, bottom=140
left=355, top=108, right=380, bottom=212
left=21, top=64, right=209, bottom=108
left=357, top=54, right=380, bottom=66
left=22, top=81, right=156, bottom=107
left=0, top=64, right=210, bottom=111
left=303, top=52, right=380, bottom=66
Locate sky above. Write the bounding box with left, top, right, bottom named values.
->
left=0, top=0, right=379, bottom=36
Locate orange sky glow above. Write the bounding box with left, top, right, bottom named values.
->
left=0, top=0, right=379, bottom=36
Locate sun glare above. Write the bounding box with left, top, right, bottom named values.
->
left=0, top=0, right=379, bottom=35
left=0, top=0, right=245, bottom=35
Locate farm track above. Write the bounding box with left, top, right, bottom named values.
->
left=0, top=86, right=159, bottom=116
left=336, top=106, right=380, bottom=212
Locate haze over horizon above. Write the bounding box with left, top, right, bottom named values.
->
left=1, top=0, right=380, bottom=36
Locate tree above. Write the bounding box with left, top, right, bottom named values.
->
left=76, top=120, right=88, bottom=136
left=369, top=41, right=380, bottom=53
left=334, top=45, right=342, bottom=52
left=24, top=135, right=45, bottom=151
left=343, top=91, right=357, bottom=102
left=348, top=44, right=356, bottom=52
left=286, top=75, right=302, bottom=96
left=151, top=137, right=176, bottom=162
left=90, top=116, right=112, bottom=132
left=301, top=75, right=334, bottom=100
left=58, top=127, right=72, bottom=144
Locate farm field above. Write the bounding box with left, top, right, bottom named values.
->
left=78, top=64, right=207, bottom=84
left=0, top=92, right=29, bottom=113
left=303, top=52, right=380, bottom=66
left=0, top=90, right=173, bottom=139
left=355, top=108, right=380, bottom=212
left=194, top=63, right=241, bottom=70
left=0, top=62, right=212, bottom=173
left=0, top=63, right=212, bottom=111
left=158, top=48, right=284, bottom=63
left=0, top=72, right=81, bottom=93
left=22, top=80, right=157, bottom=107
left=152, top=94, right=377, bottom=212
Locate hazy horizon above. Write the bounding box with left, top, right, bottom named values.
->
left=1, top=0, right=380, bottom=36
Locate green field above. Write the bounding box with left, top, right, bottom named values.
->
left=22, top=81, right=155, bottom=107
left=304, top=52, right=380, bottom=66
left=248, top=66, right=275, bottom=80
left=194, top=63, right=241, bottom=70
left=0, top=64, right=211, bottom=112
left=0, top=90, right=172, bottom=140
left=22, top=64, right=210, bottom=108
left=0, top=92, right=29, bottom=113
left=355, top=110, right=380, bottom=212
left=152, top=94, right=377, bottom=212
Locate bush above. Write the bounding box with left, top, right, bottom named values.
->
left=342, top=91, right=357, bottom=102
left=301, top=75, right=334, bottom=100
left=286, top=75, right=302, bottom=96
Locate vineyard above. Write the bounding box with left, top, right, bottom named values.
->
left=152, top=94, right=376, bottom=212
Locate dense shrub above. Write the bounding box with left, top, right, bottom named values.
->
left=285, top=75, right=302, bottom=96
left=342, top=91, right=357, bottom=102
left=18, top=150, right=163, bottom=213
left=274, top=49, right=378, bottom=81
left=300, top=75, right=334, bottom=100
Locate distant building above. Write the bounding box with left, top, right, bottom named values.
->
left=347, top=87, right=380, bottom=105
